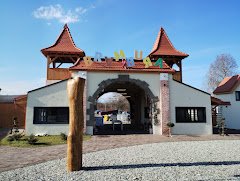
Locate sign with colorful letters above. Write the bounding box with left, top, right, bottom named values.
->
left=83, top=50, right=163, bottom=69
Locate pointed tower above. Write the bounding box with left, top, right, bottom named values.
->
left=41, top=24, right=85, bottom=84
left=149, top=28, right=188, bottom=82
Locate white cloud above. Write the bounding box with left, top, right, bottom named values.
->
left=75, top=7, right=87, bottom=14
left=33, top=4, right=88, bottom=24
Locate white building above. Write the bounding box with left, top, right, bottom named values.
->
left=25, top=24, right=213, bottom=136
left=213, top=75, right=240, bottom=129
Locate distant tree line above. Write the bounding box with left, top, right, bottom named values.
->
left=97, top=95, right=130, bottom=112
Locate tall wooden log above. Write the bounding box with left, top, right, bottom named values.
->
left=67, top=77, right=85, bottom=171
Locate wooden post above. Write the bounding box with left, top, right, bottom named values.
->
left=67, top=76, right=85, bottom=171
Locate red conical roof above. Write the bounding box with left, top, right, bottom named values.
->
left=41, top=24, right=85, bottom=57
left=149, top=27, right=188, bottom=57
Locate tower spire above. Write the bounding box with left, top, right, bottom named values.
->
left=41, top=24, right=85, bottom=83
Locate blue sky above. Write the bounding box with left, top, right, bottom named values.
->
left=0, top=0, right=240, bottom=94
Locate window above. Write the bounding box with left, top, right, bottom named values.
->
left=34, top=107, right=69, bottom=124
left=176, top=107, right=206, bottom=123
left=236, top=91, right=240, bottom=101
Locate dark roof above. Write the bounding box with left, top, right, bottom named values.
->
left=70, top=58, right=175, bottom=73
left=0, top=95, right=25, bottom=103
left=149, top=27, right=189, bottom=57
left=213, top=75, right=240, bottom=94
left=211, top=96, right=231, bottom=106
left=41, top=24, right=85, bottom=57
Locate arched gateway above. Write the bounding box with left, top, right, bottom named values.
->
left=25, top=24, right=213, bottom=136
left=87, top=75, right=159, bottom=134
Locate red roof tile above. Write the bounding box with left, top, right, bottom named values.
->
left=213, top=75, right=240, bottom=94
left=149, top=27, right=188, bottom=57
left=70, top=58, right=175, bottom=73
left=41, top=24, right=85, bottom=57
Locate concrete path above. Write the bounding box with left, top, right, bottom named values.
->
left=0, top=134, right=240, bottom=172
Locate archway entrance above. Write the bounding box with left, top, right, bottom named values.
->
left=88, top=75, right=159, bottom=135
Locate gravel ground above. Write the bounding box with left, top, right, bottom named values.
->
left=1, top=140, right=240, bottom=181
left=2, top=134, right=240, bottom=173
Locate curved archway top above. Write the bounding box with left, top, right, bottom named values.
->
left=88, top=75, right=159, bottom=104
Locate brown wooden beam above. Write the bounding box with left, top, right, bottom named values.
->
left=49, top=54, right=81, bottom=58
left=47, top=56, right=59, bottom=65
left=47, top=55, right=51, bottom=80
left=56, top=63, right=63, bottom=68
left=69, top=57, right=77, bottom=63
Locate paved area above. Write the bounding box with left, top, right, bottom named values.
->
left=0, top=134, right=240, bottom=172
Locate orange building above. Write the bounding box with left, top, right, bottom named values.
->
left=0, top=95, right=27, bottom=129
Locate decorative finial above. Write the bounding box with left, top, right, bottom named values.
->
left=64, top=24, right=68, bottom=29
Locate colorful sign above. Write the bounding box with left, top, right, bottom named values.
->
left=83, top=56, right=93, bottom=66
left=94, top=52, right=103, bottom=62
left=83, top=50, right=163, bottom=69
left=143, top=57, right=152, bottom=68
left=134, top=50, right=143, bottom=59
left=126, top=57, right=135, bottom=67
left=106, top=57, right=113, bottom=66
left=114, top=50, right=126, bottom=62
left=154, top=58, right=163, bottom=68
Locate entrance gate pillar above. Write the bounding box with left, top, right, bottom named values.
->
left=160, top=73, right=170, bottom=135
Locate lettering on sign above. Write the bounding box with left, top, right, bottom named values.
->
left=83, top=56, right=93, bottom=66
left=94, top=52, right=103, bottom=62
left=154, top=58, right=163, bottom=68
left=114, top=50, right=126, bottom=61
left=143, top=57, right=153, bottom=68
left=126, top=57, right=135, bottom=67
left=122, top=59, right=127, bottom=68
left=83, top=50, right=164, bottom=69
left=106, top=57, right=113, bottom=66
left=134, top=50, right=143, bottom=59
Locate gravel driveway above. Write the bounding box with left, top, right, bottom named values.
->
left=1, top=140, right=240, bottom=181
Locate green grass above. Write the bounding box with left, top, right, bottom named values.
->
left=0, top=134, right=91, bottom=147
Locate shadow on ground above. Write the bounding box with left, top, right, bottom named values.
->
left=83, top=161, right=240, bottom=171
left=213, top=128, right=240, bottom=134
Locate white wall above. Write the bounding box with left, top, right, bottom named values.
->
left=87, top=72, right=160, bottom=97
left=26, top=71, right=161, bottom=135
left=46, top=80, right=61, bottom=85
left=26, top=80, right=69, bottom=135
left=215, top=85, right=240, bottom=129
left=26, top=71, right=213, bottom=136
left=169, top=79, right=212, bottom=135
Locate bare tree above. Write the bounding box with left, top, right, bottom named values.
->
left=116, top=96, right=130, bottom=111
left=206, top=54, right=238, bottom=93
left=97, top=93, right=130, bottom=112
